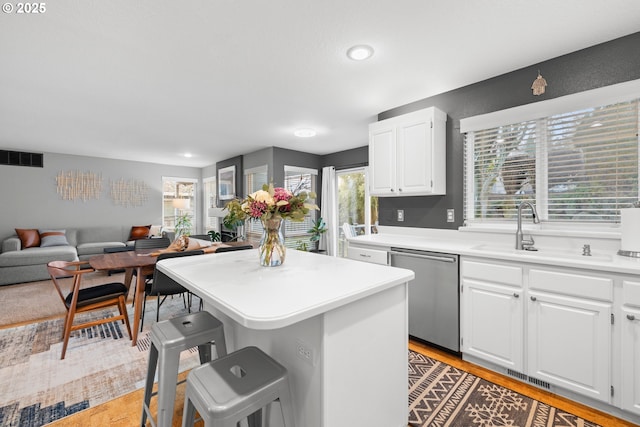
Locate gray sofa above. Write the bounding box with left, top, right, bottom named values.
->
left=0, top=226, right=134, bottom=286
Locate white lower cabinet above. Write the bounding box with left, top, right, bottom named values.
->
left=461, top=260, right=523, bottom=372
left=527, top=268, right=612, bottom=403
left=622, top=280, right=640, bottom=416
left=527, top=290, right=611, bottom=402
left=462, top=258, right=614, bottom=405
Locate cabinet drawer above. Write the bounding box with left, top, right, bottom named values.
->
left=623, top=280, right=640, bottom=308
left=461, top=259, right=522, bottom=286
left=347, top=246, right=388, bottom=265
left=529, top=269, right=612, bottom=301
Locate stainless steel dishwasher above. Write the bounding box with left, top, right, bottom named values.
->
left=389, top=247, right=460, bottom=353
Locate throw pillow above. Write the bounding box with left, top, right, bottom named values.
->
left=149, top=225, right=162, bottom=237
left=15, top=228, right=40, bottom=249
left=129, top=225, right=151, bottom=241
left=39, top=230, right=69, bottom=247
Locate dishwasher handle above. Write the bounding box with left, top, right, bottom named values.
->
left=389, top=250, right=457, bottom=263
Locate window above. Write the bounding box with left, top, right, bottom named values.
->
left=244, top=165, right=269, bottom=240
left=203, top=176, right=218, bottom=233
left=162, top=177, right=197, bottom=234
left=463, top=98, right=639, bottom=224
left=336, top=167, right=378, bottom=257
left=283, top=165, right=317, bottom=249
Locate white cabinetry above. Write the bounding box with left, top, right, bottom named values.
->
left=461, top=259, right=524, bottom=372
left=461, top=258, right=614, bottom=404
left=622, top=280, right=640, bottom=416
left=369, top=107, right=447, bottom=196
left=528, top=269, right=612, bottom=403
left=346, top=245, right=389, bottom=265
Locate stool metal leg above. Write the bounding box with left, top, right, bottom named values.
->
left=141, top=344, right=159, bottom=426
left=156, top=349, right=181, bottom=427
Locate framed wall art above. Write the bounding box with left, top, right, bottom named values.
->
left=218, top=165, right=236, bottom=200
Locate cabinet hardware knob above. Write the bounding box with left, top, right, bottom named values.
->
left=628, top=314, right=637, bottom=321
left=513, top=293, right=519, bottom=298
left=390, top=188, right=394, bottom=192
left=399, top=188, right=403, bottom=192
left=530, top=296, right=537, bottom=301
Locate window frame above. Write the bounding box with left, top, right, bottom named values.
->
left=461, top=79, right=640, bottom=234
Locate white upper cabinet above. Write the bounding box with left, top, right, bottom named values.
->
left=369, top=107, right=447, bottom=196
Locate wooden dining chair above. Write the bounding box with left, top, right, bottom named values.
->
left=47, top=260, right=132, bottom=359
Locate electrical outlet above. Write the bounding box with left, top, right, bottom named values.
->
left=447, top=209, right=455, bottom=223
left=397, top=210, right=404, bottom=222
left=296, top=340, right=314, bottom=365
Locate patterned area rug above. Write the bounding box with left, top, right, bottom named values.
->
left=0, top=298, right=201, bottom=427
left=408, top=351, right=601, bottom=427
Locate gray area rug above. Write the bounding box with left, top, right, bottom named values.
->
left=0, top=297, right=200, bottom=427
left=408, top=350, right=601, bottom=427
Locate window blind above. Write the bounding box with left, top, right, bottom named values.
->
left=284, top=166, right=318, bottom=248
left=465, top=100, right=639, bottom=224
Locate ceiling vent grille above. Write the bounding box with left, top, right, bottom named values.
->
left=0, top=150, right=43, bottom=168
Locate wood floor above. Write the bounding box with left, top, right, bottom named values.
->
left=47, top=340, right=637, bottom=427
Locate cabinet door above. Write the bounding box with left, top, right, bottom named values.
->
left=462, top=279, right=524, bottom=372
left=527, top=291, right=611, bottom=403
left=622, top=307, right=640, bottom=416
left=369, top=122, right=396, bottom=196
left=396, top=117, right=432, bottom=195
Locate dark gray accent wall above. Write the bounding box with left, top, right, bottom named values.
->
left=321, top=146, right=368, bottom=171
left=216, top=146, right=322, bottom=199
left=215, top=155, right=243, bottom=203
left=0, top=152, right=201, bottom=241
left=377, top=31, right=640, bottom=230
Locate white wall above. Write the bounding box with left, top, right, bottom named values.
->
left=0, top=152, right=202, bottom=241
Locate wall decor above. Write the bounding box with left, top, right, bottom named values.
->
left=218, top=165, right=236, bottom=200
left=56, top=170, right=102, bottom=201
left=531, top=70, right=547, bottom=96
left=110, top=178, right=149, bottom=207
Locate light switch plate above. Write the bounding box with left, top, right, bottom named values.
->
left=397, top=210, right=404, bottom=222
left=447, top=209, right=455, bottom=222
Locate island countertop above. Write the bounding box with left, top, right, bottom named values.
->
left=157, top=248, right=415, bottom=330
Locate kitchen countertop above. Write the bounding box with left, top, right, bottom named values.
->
left=157, top=248, right=415, bottom=329
left=349, top=231, right=640, bottom=276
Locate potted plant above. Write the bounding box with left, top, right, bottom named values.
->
left=207, top=230, right=221, bottom=242
left=175, top=213, right=192, bottom=237
left=308, top=217, right=327, bottom=253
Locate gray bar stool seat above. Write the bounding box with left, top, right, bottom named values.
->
left=141, top=311, right=227, bottom=427
left=182, top=346, right=295, bottom=427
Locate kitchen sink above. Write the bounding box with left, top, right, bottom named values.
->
left=470, top=244, right=614, bottom=263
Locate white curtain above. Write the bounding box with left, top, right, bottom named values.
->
left=319, top=166, right=337, bottom=256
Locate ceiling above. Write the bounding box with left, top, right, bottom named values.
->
left=1, top=1, right=639, bottom=168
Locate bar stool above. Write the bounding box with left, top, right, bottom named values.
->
left=141, top=311, right=227, bottom=427
left=182, top=346, right=295, bottom=427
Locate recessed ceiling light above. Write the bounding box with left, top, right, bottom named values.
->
left=294, top=128, right=317, bottom=138
left=347, top=44, right=374, bottom=61
left=184, top=152, right=193, bottom=158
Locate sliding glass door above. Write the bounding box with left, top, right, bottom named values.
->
left=336, top=167, right=378, bottom=257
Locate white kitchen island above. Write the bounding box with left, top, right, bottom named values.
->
left=157, top=248, right=414, bottom=427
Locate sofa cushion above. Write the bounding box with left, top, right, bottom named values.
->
left=0, top=245, right=77, bottom=267
left=39, top=230, right=70, bottom=247
left=15, top=229, right=40, bottom=249
left=129, top=225, right=151, bottom=241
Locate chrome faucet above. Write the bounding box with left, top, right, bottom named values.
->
left=515, top=202, right=540, bottom=250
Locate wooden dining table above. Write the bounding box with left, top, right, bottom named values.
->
left=88, top=242, right=251, bottom=345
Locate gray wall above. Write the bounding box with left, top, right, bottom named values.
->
left=0, top=152, right=201, bottom=241
left=321, top=146, right=368, bottom=171
left=377, top=31, right=640, bottom=229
